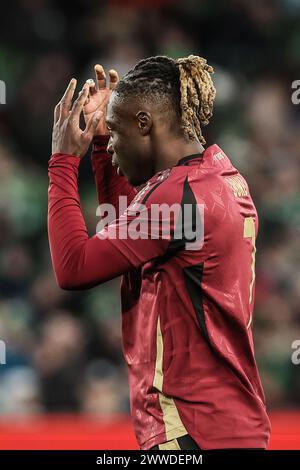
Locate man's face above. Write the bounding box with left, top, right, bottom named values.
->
left=106, top=93, right=155, bottom=186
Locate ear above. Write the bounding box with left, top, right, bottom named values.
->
left=136, top=111, right=152, bottom=136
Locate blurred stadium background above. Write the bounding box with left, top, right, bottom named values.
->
left=0, top=0, right=300, bottom=449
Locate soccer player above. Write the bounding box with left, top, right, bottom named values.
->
left=48, top=55, right=271, bottom=450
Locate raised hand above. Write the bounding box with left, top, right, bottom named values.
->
left=52, top=79, right=102, bottom=158
left=83, top=65, right=119, bottom=137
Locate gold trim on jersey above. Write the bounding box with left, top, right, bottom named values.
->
left=153, top=316, right=188, bottom=441
left=159, top=438, right=181, bottom=451
left=243, top=217, right=256, bottom=329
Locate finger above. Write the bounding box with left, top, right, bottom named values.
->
left=54, top=102, right=60, bottom=123
left=94, top=64, right=106, bottom=89
left=59, top=78, right=77, bottom=120
left=85, top=78, right=97, bottom=96
left=109, top=69, right=119, bottom=90
left=70, top=83, right=90, bottom=121
left=83, top=110, right=102, bottom=139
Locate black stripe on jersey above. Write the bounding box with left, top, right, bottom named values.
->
left=183, top=262, right=210, bottom=344
left=152, top=176, right=201, bottom=266
left=180, top=176, right=198, bottom=244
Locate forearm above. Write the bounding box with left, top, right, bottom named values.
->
left=91, top=136, right=137, bottom=213
left=48, top=153, right=134, bottom=290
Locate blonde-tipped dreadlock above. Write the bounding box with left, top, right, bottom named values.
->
left=177, top=55, right=216, bottom=144
left=115, top=54, right=216, bottom=144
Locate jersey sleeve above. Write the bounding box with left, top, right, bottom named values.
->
left=48, top=153, right=184, bottom=290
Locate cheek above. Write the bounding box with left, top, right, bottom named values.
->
left=115, top=133, right=148, bottom=171
left=116, top=133, right=133, bottom=156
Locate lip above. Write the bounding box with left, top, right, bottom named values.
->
left=117, top=165, right=124, bottom=176
left=112, top=157, right=124, bottom=176
left=111, top=160, right=123, bottom=176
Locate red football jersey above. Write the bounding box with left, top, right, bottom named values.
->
left=48, top=137, right=271, bottom=450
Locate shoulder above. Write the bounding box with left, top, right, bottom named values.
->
left=130, top=169, right=186, bottom=208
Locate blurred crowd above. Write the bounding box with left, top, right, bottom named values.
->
left=0, top=0, right=299, bottom=416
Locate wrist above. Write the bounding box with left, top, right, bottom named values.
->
left=50, top=152, right=81, bottom=160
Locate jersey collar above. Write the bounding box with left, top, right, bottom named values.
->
left=175, top=153, right=204, bottom=166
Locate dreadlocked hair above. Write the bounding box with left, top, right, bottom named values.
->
left=177, top=55, right=216, bottom=144
left=115, top=54, right=216, bottom=144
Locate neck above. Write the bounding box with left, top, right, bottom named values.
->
left=153, top=135, right=205, bottom=173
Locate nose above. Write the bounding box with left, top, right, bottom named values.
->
left=107, top=137, right=114, bottom=156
